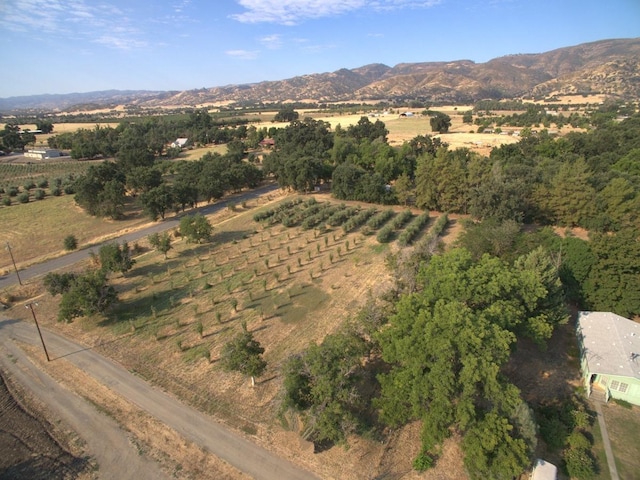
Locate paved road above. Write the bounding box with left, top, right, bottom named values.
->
left=0, top=317, right=318, bottom=480
left=0, top=183, right=279, bottom=290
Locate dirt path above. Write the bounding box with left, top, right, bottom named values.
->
left=0, top=320, right=168, bottom=480
left=0, top=317, right=319, bottom=480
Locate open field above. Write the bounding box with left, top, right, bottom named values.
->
left=0, top=194, right=153, bottom=273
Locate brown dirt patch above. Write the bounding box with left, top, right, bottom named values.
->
left=0, top=368, right=93, bottom=479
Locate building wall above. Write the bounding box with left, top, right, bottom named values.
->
left=593, top=373, right=640, bottom=406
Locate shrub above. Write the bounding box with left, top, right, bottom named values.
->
left=17, top=192, right=30, bottom=203
left=564, top=447, right=597, bottom=479
left=2, top=197, right=10, bottom=206
left=23, top=180, right=36, bottom=191
left=63, top=185, right=75, bottom=194
left=34, top=189, right=46, bottom=200
left=376, top=225, right=394, bottom=243
left=63, top=234, right=78, bottom=251
left=37, top=178, right=49, bottom=188
left=51, top=187, right=62, bottom=196
left=8, top=186, right=19, bottom=197
left=413, top=452, right=434, bottom=472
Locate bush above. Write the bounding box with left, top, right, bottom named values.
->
left=17, top=192, right=30, bottom=203
left=63, top=185, right=75, bottom=195
left=37, top=179, right=49, bottom=188
left=376, top=225, right=394, bottom=243
left=23, top=180, right=36, bottom=191
left=564, top=447, right=597, bottom=479
left=413, top=452, right=434, bottom=472
left=2, top=197, right=10, bottom=206
left=8, top=186, right=19, bottom=197
left=34, top=189, right=46, bottom=200
left=63, top=234, right=78, bottom=251
left=51, top=187, right=62, bottom=196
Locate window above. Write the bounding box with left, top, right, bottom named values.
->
left=610, top=380, right=620, bottom=391
left=619, top=383, right=628, bottom=393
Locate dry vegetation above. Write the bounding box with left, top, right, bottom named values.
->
left=3, top=193, right=463, bottom=479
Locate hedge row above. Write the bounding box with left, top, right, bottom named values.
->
left=398, top=213, right=431, bottom=246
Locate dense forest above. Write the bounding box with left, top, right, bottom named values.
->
left=37, top=105, right=639, bottom=477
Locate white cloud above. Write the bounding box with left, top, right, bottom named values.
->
left=259, top=34, right=283, bottom=49
left=231, top=0, right=440, bottom=24
left=0, top=0, right=147, bottom=50
left=226, top=49, right=259, bottom=60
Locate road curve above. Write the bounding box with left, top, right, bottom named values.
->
left=0, top=317, right=319, bottom=480
left=0, top=183, right=279, bottom=290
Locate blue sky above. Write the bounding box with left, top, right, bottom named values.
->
left=1, top=0, right=639, bottom=98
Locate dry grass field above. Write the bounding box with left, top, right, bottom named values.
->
left=0, top=194, right=153, bottom=273
left=3, top=194, right=462, bottom=479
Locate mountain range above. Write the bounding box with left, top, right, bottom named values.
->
left=2, top=38, right=639, bottom=112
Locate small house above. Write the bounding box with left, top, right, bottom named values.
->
left=530, top=459, right=557, bottom=480
left=259, top=138, right=275, bottom=148
left=577, top=311, right=640, bottom=405
left=171, top=138, right=189, bottom=149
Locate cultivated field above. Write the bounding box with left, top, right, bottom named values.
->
left=3, top=194, right=461, bottom=479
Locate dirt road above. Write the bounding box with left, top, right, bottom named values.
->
left=0, top=317, right=318, bottom=480
left=0, top=318, right=169, bottom=480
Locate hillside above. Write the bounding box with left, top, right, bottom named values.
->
left=1, top=38, right=639, bottom=111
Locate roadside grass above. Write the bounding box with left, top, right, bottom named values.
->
left=0, top=194, right=150, bottom=271
left=601, top=403, right=640, bottom=480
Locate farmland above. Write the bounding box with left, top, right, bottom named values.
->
left=3, top=193, right=454, bottom=479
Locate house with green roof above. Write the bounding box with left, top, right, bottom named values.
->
left=577, top=311, right=640, bottom=405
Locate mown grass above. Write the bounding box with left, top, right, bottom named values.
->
left=601, top=404, right=640, bottom=480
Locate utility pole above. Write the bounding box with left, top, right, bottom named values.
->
left=6, top=242, right=22, bottom=285
left=26, top=303, right=50, bottom=362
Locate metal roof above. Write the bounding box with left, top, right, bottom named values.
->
left=578, top=311, right=640, bottom=380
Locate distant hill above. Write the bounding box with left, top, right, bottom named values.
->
left=2, top=38, right=639, bottom=111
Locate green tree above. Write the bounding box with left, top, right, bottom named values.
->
left=394, top=173, right=414, bottom=206
left=180, top=213, right=212, bottom=243
left=98, top=242, right=135, bottom=276
left=58, top=270, right=117, bottom=322
left=376, top=248, right=566, bottom=473
left=584, top=229, right=640, bottom=318
left=63, top=234, right=78, bottom=251
left=35, top=120, right=54, bottom=134
left=148, top=232, right=172, bottom=259
left=139, top=184, right=174, bottom=220
left=43, top=272, right=78, bottom=296
left=429, top=112, right=451, bottom=133
left=274, top=106, right=299, bottom=123
left=220, top=323, right=267, bottom=387
left=282, top=329, right=369, bottom=445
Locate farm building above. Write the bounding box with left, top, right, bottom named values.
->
left=259, top=138, right=275, bottom=148
left=24, top=148, right=62, bottom=159
left=171, top=138, right=189, bottom=149
left=577, top=311, right=640, bottom=405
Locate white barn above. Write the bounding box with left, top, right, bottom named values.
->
left=24, top=148, right=62, bottom=159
